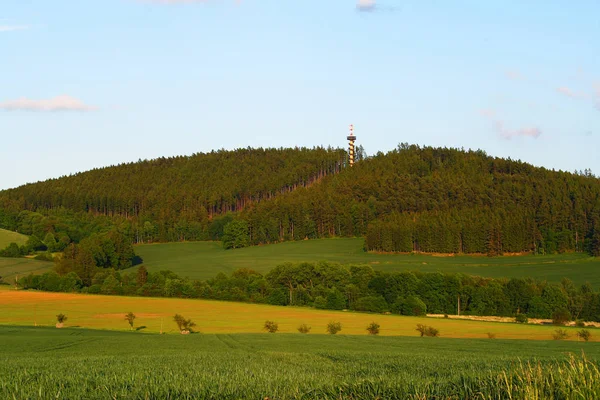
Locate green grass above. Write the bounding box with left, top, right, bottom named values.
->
left=0, top=325, right=599, bottom=399
left=0, top=228, right=28, bottom=249
left=0, top=257, right=53, bottom=284
left=135, top=238, right=600, bottom=285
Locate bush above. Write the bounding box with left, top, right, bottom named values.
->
left=297, top=324, right=311, bottom=334
left=173, top=314, right=196, bottom=333
left=327, top=321, right=342, bottom=335
left=576, top=319, right=586, bottom=328
left=487, top=332, right=497, bottom=339
left=397, top=296, right=427, bottom=316
left=326, top=288, right=346, bottom=310
left=366, top=322, right=380, bottom=335
left=515, top=313, right=528, bottom=324
left=263, top=320, right=278, bottom=333
left=56, top=313, right=68, bottom=323
left=552, top=308, right=571, bottom=326
left=416, top=324, right=439, bottom=337
left=577, top=329, right=591, bottom=342
left=552, top=329, right=569, bottom=340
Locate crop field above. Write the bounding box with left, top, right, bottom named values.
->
left=0, top=257, right=53, bottom=284
left=0, top=228, right=28, bottom=249
left=1, top=325, right=599, bottom=399
left=135, top=238, right=600, bottom=285
left=0, top=287, right=595, bottom=341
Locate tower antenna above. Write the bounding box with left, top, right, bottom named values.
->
left=347, top=124, right=357, bottom=167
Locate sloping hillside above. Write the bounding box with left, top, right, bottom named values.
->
left=0, top=228, right=28, bottom=249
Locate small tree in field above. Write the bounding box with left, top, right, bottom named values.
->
left=416, top=324, right=439, bottom=337
left=125, top=312, right=136, bottom=331
left=577, top=329, right=591, bottom=342
left=552, top=308, right=571, bottom=326
left=327, top=321, right=342, bottom=335
left=515, top=313, right=528, bottom=324
left=416, top=324, right=427, bottom=337
left=297, top=324, right=311, bottom=334
left=366, top=322, right=380, bottom=335
left=56, top=313, right=67, bottom=328
left=173, top=314, right=196, bottom=334
left=552, top=329, right=569, bottom=340
left=264, top=320, right=278, bottom=333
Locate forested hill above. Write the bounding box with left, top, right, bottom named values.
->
left=239, top=144, right=600, bottom=256
left=1, top=144, right=599, bottom=256
left=0, top=147, right=346, bottom=242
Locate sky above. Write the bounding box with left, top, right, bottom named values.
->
left=1, top=0, right=599, bottom=190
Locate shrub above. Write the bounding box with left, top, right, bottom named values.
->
left=515, top=313, right=528, bottom=324
left=444, top=314, right=449, bottom=319
left=263, top=320, right=278, bottom=333
left=366, top=322, right=380, bottom=335
left=125, top=312, right=136, bottom=330
left=326, top=288, right=346, bottom=310
left=552, top=308, right=571, bottom=326
left=487, top=332, right=497, bottom=339
left=327, top=321, right=342, bottom=335
left=399, top=296, right=427, bottom=316
left=577, top=329, right=591, bottom=342
left=297, top=324, right=311, bottom=334
left=552, top=329, right=569, bottom=340
left=173, top=314, right=196, bottom=333
left=56, top=313, right=68, bottom=323
left=416, top=324, right=439, bottom=337
left=425, top=326, right=439, bottom=337
left=576, top=320, right=586, bottom=328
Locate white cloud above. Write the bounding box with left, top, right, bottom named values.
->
left=357, top=0, right=376, bottom=11
left=481, top=109, right=542, bottom=140
left=0, top=95, right=96, bottom=112
left=0, top=25, right=29, bottom=32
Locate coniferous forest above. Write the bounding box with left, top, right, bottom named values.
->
left=1, top=144, right=599, bottom=259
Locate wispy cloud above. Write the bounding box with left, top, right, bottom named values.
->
left=0, top=25, right=29, bottom=32
left=0, top=95, right=96, bottom=112
left=481, top=109, right=542, bottom=140
left=357, top=0, right=376, bottom=11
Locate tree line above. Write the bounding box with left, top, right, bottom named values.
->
left=16, top=262, right=600, bottom=322
left=1, top=144, right=600, bottom=256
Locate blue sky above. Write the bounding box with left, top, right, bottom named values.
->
left=1, top=0, right=599, bottom=190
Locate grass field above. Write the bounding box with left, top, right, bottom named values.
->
left=0, top=257, right=53, bottom=284
left=0, top=228, right=28, bottom=249
left=0, top=287, right=595, bottom=341
left=1, top=325, right=599, bottom=399
left=135, top=238, right=600, bottom=285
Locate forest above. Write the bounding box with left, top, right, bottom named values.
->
left=16, top=262, right=600, bottom=322
left=1, top=144, right=600, bottom=266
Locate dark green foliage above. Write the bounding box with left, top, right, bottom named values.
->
left=396, top=296, right=427, bottom=316
left=263, top=320, right=278, bottom=333
left=0, top=242, right=22, bottom=257
left=222, top=220, right=250, bottom=250
left=56, top=313, right=67, bottom=323
left=515, top=313, right=528, bottom=324
left=552, top=308, right=572, bottom=326
left=326, top=321, right=342, bottom=335
left=354, top=296, right=388, bottom=313
left=366, top=322, right=380, bottom=335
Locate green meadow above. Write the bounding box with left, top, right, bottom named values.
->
left=135, top=238, right=600, bottom=285
left=1, top=325, right=599, bottom=399
left=0, top=228, right=28, bottom=249
left=0, top=258, right=52, bottom=284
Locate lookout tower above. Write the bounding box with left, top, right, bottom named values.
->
left=347, top=124, right=357, bottom=167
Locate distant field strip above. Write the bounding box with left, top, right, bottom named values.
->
left=0, top=228, right=28, bottom=249
left=135, top=238, right=600, bottom=285
left=0, top=288, right=595, bottom=341
left=0, top=258, right=53, bottom=283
